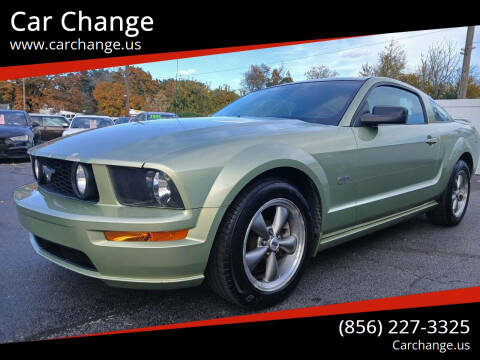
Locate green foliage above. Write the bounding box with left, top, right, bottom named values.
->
left=305, top=65, right=338, bottom=79
left=241, top=64, right=293, bottom=93
left=177, top=111, right=203, bottom=118
left=359, top=39, right=406, bottom=79
left=0, top=67, right=239, bottom=116
left=359, top=39, right=480, bottom=99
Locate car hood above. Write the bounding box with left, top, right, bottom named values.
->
left=0, top=125, right=31, bottom=138
left=62, top=128, right=89, bottom=136
left=30, top=116, right=321, bottom=166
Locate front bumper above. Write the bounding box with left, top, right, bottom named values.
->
left=14, top=183, right=220, bottom=289
left=0, top=139, right=31, bottom=159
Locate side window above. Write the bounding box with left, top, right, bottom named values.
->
left=362, top=86, right=426, bottom=124
left=430, top=100, right=450, bottom=122
left=31, top=116, right=42, bottom=126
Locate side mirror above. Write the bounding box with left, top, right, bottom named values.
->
left=62, top=123, right=69, bottom=128
left=360, top=106, right=407, bottom=126
left=31, top=122, right=40, bottom=128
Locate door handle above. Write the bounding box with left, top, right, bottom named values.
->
left=426, top=136, right=438, bottom=145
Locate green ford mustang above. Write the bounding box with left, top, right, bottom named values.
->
left=14, top=77, right=480, bottom=307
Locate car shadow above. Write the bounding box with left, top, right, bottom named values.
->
left=0, top=158, right=30, bottom=165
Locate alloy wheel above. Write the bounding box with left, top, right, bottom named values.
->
left=242, top=198, right=306, bottom=293
left=452, top=170, right=469, bottom=218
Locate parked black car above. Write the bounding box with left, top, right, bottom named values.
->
left=0, top=110, right=40, bottom=159
left=30, top=114, right=70, bottom=142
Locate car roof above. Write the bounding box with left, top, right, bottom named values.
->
left=73, top=115, right=112, bottom=118
left=30, top=113, right=65, bottom=116
left=258, top=77, right=371, bottom=91
left=143, top=112, right=177, bottom=115
left=261, top=76, right=428, bottom=96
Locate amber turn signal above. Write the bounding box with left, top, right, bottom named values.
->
left=104, top=230, right=188, bottom=242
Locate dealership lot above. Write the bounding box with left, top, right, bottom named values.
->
left=1, top=160, right=480, bottom=342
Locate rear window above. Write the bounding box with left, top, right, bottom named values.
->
left=71, top=117, right=113, bottom=129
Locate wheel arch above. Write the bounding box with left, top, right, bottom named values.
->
left=203, top=160, right=326, bottom=260
left=459, top=152, right=474, bottom=175
left=446, top=137, right=476, bottom=179
left=228, top=166, right=323, bottom=252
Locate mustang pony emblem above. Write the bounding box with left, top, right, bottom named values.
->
left=42, top=165, right=55, bottom=182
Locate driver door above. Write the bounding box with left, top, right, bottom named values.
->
left=351, top=85, right=442, bottom=223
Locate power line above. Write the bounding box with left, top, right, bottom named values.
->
left=162, top=28, right=452, bottom=80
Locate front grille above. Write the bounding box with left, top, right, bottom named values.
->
left=35, top=236, right=97, bottom=271
left=36, top=157, right=99, bottom=201
left=5, top=148, right=28, bottom=157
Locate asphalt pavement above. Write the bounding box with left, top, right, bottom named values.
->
left=1, top=159, right=480, bottom=343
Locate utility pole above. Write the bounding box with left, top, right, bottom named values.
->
left=458, top=26, right=475, bottom=99
left=125, top=65, right=130, bottom=117
left=174, top=59, right=179, bottom=113
left=22, top=78, right=26, bottom=111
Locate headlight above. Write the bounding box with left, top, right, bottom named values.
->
left=9, top=135, right=29, bottom=142
left=109, top=166, right=184, bottom=209
left=72, top=163, right=97, bottom=200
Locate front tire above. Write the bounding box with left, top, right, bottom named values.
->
left=427, top=160, right=470, bottom=226
left=206, top=178, right=313, bottom=308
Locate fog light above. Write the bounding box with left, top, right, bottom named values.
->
left=32, top=158, right=45, bottom=184
left=76, top=164, right=87, bottom=195
left=104, top=230, right=188, bottom=242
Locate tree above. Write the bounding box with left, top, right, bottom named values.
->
left=210, top=85, right=239, bottom=112
left=268, top=65, right=293, bottom=87
left=466, top=77, right=480, bottom=98
left=305, top=65, right=338, bottom=79
left=359, top=39, right=407, bottom=79
left=3, top=67, right=241, bottom=117
left=447, top=75, right=480, bottom=99
left=241, top=64, right=293, bottom=93
left=415, top=40, right=460, bottom=99
left=359, top=63, right=376, bottom=77
left=168, top=80, right=212, bottom=115
left=0, top=80, right=16, bottom=108
left=11, top=76, right=52, bottom=112
left=116, top=66, right=161, bottom=99
left=93, top=81, right=143, bottom=116
left=144, top=90, right=170, bottom=111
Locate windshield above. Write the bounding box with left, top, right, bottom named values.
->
left=71, top=117, right=113, bottom=129
left=0, top=111, right=28, bottom=126
left=214, top=80, right=364, bottom=125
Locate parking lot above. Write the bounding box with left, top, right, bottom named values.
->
left=1, top=159, right=480, bottom=343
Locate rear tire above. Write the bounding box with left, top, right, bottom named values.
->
left=206, top=178, right=314, bottom=308
left=427, top=160, right=470, bottom=226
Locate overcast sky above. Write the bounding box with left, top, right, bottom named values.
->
left=137, top=26, right=480, bottom=92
